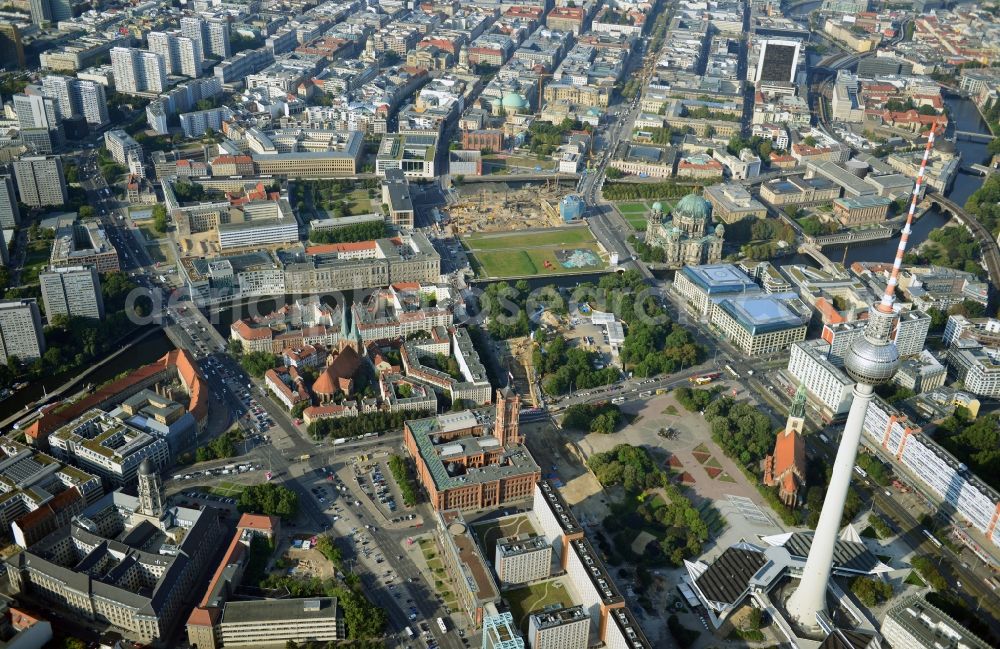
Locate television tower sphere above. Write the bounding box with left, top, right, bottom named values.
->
left=843, top=332, right=899, bottom=385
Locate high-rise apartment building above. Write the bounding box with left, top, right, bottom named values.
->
left=28, top=0, right=71, bottom=25
left=40, top=266, right=105, bottom=321
left=13, top=90, right=64, bottom=151
left=495, top=535, right=552, bottom=587
left=104, top=129, right=143, bottom=166
left=41, top=75, right=109, bottom=127
left=111, top=47, right=167, bottom=94
left=0, top=300, right=46, bottom=363
left=527, top=606, right=590, bottom=649
left=0, top=175, right=21, bottom=229
left=148, top=31, right=203, bottom=78
left=0, top=23, right=25, bottom=70
left=12, top=156, right=68, bottom=207
left=181, top=16, right=231, bottom=59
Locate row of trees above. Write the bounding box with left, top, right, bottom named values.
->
left=702, top=396, right=775, bottom=471
left=850, top=576, right=893, bottom=606
left=598, top=272, right=705, bottom=377
left=309, top=221, right=386, bottom=244
left=240, top=352, right=278, bottom=378
left=602, top=181, right=697, bottom=201
left=527, top=118, right=580, bottom=156
left=561, top=402, right=622, bottom=434
left=798, top=215, right=840, bottom=236
left=726, top=134, right=777, bottom=160
left=308, top=409, right=432, bottom=439
left=904, top=225, right=985, bottom=277
left=673, top=387, right=714, bottom=412
left=480, top=281, right=531, bottom=339
left=388, top=454, right=419, bottom=506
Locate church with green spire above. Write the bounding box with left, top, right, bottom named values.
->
left=762, top=382, right=808, bottom=507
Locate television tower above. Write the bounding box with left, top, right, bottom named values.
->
left=786, top=127, right=938, bottom=627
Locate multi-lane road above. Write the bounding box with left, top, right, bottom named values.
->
left=158, top=308, right=467, bottom=648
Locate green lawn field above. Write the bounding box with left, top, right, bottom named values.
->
left=473, top=515, right=536, bottom=562
left=463, top=227, right=596, bottom=250
left=462, top=227, right=607, bottom=278
left=505, top=579, right=573, bottom=632
left=615, top=200, right=673, bottom=232
left=21, top=240, right=52, bottom=285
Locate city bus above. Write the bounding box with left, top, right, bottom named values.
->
left=437, top=617, right=448, bottom=634
left=689, top=372, right=721, bottom=386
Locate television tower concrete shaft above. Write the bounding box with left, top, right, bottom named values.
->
left=786, top=128, right=939, bottom=627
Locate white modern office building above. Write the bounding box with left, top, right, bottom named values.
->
left=527, top=606, right=589, bottom=649
left=181, top=16, right=230, bottom=59
left=41, top=74, right=109, bottom=127
left=0, top=175, right=20, bottom=228
left=947, top=339, right=1000, bottom=398
left=495, top=536, right=552, bottom=587
left=104, top=129, right=143, bottom=167
left=788, top=339, right=855, bottom=417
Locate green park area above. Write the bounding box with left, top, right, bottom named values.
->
left=207, top=481, right=245, bottom=498
left=21, top=239, right=52, bottom=286
left=505, top=578, right=573, bottom=632
left=462, top=227, right=606, bottom=278
left=472, top=515, right=536, bottom=562
left=616, top=200, right=673, bottom=231
left=317, top=189, right=373, bottom=217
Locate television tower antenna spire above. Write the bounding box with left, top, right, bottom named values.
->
left=785, top=127, right=938, bottom=628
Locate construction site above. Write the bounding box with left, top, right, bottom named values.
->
left=443, top=182, right=570, bottom=236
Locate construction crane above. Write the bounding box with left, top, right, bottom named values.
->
left=534, top=71, right=553, bottom=116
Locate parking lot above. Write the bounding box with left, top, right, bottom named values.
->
left=354, top=458, right=408, bottom=516
left=199, top=355, right=275, bottom=439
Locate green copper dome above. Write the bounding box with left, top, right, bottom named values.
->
left=651, top=201, right=663, bottom=213
left=674, top=193, right=712, bottom=221
left=501, top=92, right=528, bottom=110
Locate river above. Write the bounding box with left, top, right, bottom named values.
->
left=0, top=328, right=175, bottom=423
left=768, top=93, right=991, bottom=274
left=7, top=88, right=992, bottom=423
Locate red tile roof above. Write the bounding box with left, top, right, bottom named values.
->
left=26, top=349, right=207, bottom=445
left=306, top=241, right=378, bottom=255
left=238, top=513, right=278, bottom=533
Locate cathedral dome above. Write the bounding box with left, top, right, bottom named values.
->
left=674, top=193, right=712, bottom=221
left=501, top=92, right=528, bottom=111
left=651, top=201, right=663, bottom=213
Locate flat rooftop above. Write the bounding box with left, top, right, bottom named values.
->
left=569, top=537, right=623, bottom=606
left=536, top=480, right=582, bottom=536
left=717, top=295, right=806, bottom=335
left=681, top=264, right=761, bottom=296
left=884, top=594, right=991, bottom=649
left=219, top=597, right=339, bottom=624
